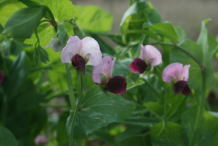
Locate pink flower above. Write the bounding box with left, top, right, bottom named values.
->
left=130, top=45, right=162, bottom=74
left=0, top=72, right=5, bottom=84
left=61, top=36, right=102, bottom=73
left=162, top=63, right=191, bottom=96
left=35, top=135, right=48, bottom=146
left=92, top=56, right=127, bottom=95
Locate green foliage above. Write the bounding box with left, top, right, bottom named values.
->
left=75, top=5, right=113, bottom=32
left=66, top=85, right=135, bottom=139
left=3, top=7, right=46, bottom=38
left=0, top=127, right=18, bottom=146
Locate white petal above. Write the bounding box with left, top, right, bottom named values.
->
left=61, top=36, right=81, bottom=63
left=182, top=65, right=191, bottom=81
left=79, top=37, right=102, bottom=66
left=162, top=63, right=183, bottom=83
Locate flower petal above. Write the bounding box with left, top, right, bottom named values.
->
left=162, top=63, right=183, bottom=83
left=0, top=72, right=5, bottom=84
left=129, top=58, right=147, bottom=74
left=182, top=84, right=191, bottom=96
left=61, top=36, right=81, bottom=63
left=80, top=37, right=102, bottom=66
left=140, top=45, right=162, bottom=66
left=107, top=76, right=127, bottom=94
left=182, top=65, right=191, bottom=81
left=174, top=80, right=187, bottom=95
left=92, top=56, right=116, bottom=84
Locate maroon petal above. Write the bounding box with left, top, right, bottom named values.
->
left=182, top=84, right=191, bottom=96
left=107, top=76, right=127, bottom=94
left=0, top=72, right=5, bottom=84
left=129, top=58, right=147, bottom=74
left=174, top=81, right=187, bottom=95
left=72, top=54, right=85, bottom=73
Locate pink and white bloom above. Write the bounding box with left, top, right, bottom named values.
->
left=92, top=56, right=127, bottom=95
left=130, top=45, right=162, bottom=74
left=162, top=63, right=191, bottom=96
left=0, top=71, right=5, bottom=84
left=61, top=36, right=102, bottom=73
left=35, top=135, right=48, bottom=146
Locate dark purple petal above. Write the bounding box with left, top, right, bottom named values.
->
left=174, top=81, right=187, bottom=95
left=182, top=84, right=191, bottom=96
left=72, top=54, right=85, bottom=73
left=129, top=58, right=147, bottom=74
left=174, top=81, right=191, bottom=96
left=0, top=72, right=5, bottom=84
left=106, top=76, right=127, bottom=94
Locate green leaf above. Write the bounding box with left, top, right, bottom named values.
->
left=170, top=39, right=214, bottom=90
left=75, top=5, right=113, bottom=32
left=181, top=106, right=213, bottom=146
left=73, top=21, right=86, bottom=39
left=151, top=122, right=185, bottom=146
left=149, top=22, right=178, bottom=42
left=204, top=111, right=218, bottom=145
left=0, top=23, right=3, bottom=32
left=0, top=0, right=26, bottom=26
left=52, top=63, right=66, bottom=73
left=209, top=111, right=218, bottom=119
left=90, top=130, right=115, bottom=145
left=3, top=6, right=46, bottom=38
left=0, top=127, right=18, bottom=146
left=144, top=102, right=163, bottom=118
left=174, top=26, right=186, bottom=43
left=38, top=46, right=49, bottom=64
left=134, top=34, right=145, bottom=58
left=66, top=84, right=135, bottom=139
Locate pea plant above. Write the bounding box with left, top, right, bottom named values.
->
left=0, top=0, right=218, bottom=146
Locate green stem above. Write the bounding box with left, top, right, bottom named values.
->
left=69, top=72, right=83, bottom=146
left=65, top=64, right=76, bottom=110
left=44, top=6, right=57, bottom=32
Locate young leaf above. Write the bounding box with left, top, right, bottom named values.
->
left=3, top=7, right=46, bottom=38
left=0, top=127, right=18, bottom=146
left=57, top=21, right=67, bottom=45
left=38, top=46, right=49, bottom=64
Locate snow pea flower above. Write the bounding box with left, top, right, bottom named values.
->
left=35, top=135, right=48, bottom=146
left=61, top=36, right=102, bottom=73
left=162, top=63, right=191, bottom=96
left=0, top=71, right=5, bottom=84
left=130, top=45, right=162, bottom=74
left=92, top=56, right=127, bottom=95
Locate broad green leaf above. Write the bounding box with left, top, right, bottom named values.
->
left=90, top=130, right=115, bottom=145
left=113, top=58, right=132, bottom=77
left=151, top=122, right=185, bottom=146
left=144, top=102, right=163, bottom=118
left=181, top=106, right=213, bottom=146
left=0, top=127, right=18, bottom=146
left=3, top=7, right=46, bottom=38
left=149, top=22, right=178, bottom=42
left=75, top=5, right=113, bottom=32
left=0, top=0, right=26, bottom=26
left=67, top=85, right=135, bottom=139
left=174, top=26, right=186, bottom=43
left=204, top=111, right=218, bottom=145
left=170, top=39, right=214, bottom=90
left=148, top=8, right=162, bottom=24
left=125, top=29, right=159, bottom=40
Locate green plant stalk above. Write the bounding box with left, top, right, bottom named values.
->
left=65, top=64, right=76, bottom=110
left=69, top=73, right=83, bottom=146
left=157, top=42, right=206, bottom=145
